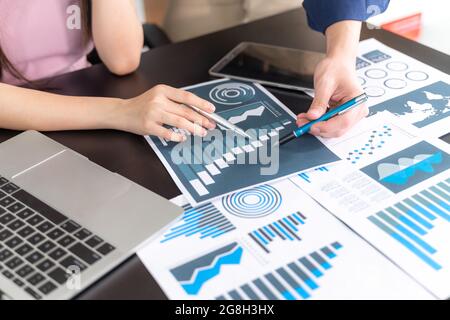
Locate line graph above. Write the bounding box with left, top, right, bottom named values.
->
left=170, top=243, right=243, bottom=295
left=227, top=106, right=265, bottom=125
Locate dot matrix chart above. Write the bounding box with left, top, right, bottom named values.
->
left=346, top=126, right=393, bottom=165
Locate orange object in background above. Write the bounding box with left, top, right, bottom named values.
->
left=381, top=13, right=423, bottom=40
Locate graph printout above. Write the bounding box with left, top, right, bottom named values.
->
left=292, top=114, right=450, bottom=299
left=357, top=39, right=450, bottom=137
left=138, top=179, right=433, bottom=300
left=145, top=79, right=339, bottom=205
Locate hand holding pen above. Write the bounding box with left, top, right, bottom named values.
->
left=279, top=93, right=368, bottom=145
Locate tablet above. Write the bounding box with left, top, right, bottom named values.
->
left=209, top=42, right=325, bottom=92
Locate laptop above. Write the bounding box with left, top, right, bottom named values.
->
left=0, top=131, right=182, bottom=300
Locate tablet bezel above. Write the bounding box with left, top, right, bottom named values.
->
left=209, top=42, right=320, bottom=94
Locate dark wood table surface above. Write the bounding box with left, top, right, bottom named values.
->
left=1, top=8, right=448, bottom=300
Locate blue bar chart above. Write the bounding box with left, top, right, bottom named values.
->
left=248, top=212, right=307, bottom=253
left=216, top=242, right=343, bottom=300
left=368, top=179, right=450, bottom=270
left=160, top=203, right=236, bottom=243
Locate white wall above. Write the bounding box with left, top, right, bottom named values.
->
left=369, top=0, right=450, bottom=55
left=419, top=0, right=450, bottom=55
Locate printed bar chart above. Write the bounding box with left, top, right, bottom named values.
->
left=160, top=203, right=236, bottom=243
left=167, top=101, right=293, bottom=198
left=248, top=212, right=307, bottom=253
left=368, top=179, right=450, bottom=270
left=216, top=242, right=343, bottom=300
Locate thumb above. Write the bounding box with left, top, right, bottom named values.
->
left=307, top=88, right=332, bottom=120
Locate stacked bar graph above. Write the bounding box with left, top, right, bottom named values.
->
left=368, top=178, right=450, bottom=270
left=248, top=212, right=307, bottom=253
left=216, top=242, right=343, bottom=300
left=298, top=167, right=329, bottom=184
left=160, top=203, right=236, bottom=243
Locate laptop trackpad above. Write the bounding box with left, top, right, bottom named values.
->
left=13, top=150, right=131, bottom=220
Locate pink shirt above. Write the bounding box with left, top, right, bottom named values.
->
left=0, top=0, right=93, bottom=85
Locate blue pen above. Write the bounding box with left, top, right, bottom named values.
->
left=278, top=93, right=368, bottom=145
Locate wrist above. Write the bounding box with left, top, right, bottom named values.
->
left=101, top=97, right=129, bottom=131
left=326, top=52, right=356, bottom=68
left=325, top=20, right=361, bottom=64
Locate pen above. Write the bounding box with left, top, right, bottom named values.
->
left=278, top=93, right=368, bottom=145
left=187, top=104, right=252, bottom=139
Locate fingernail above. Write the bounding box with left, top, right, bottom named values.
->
left=309, top=110, right=319, bottom=117
left=209, top=104, right=216, bottom=112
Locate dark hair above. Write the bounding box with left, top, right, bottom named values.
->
left=0, top=0, right=91, bottom=83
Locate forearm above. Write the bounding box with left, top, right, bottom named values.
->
left=0, top=83, right=124, bottom=131
left=91, top=0, right=144, bottom=75
left=325, top=20, right=362, bottom=63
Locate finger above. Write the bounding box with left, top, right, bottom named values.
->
left=159, top=85, right=215, bottom=113
left=152, top=125, right=186, bottom=142
left=296, top=113, right=310, bottom=127
left=312, top=105, right=368, bottom=138
left=161, top=112, right=208, bottom=137
left=296, top=112, right=323, bottom=136
left=307, top=82, right=334, bottom=120
left=167, top=102, right=216, bottom=130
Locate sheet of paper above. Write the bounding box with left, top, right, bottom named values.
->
left=137, top=179, right=433, bottom=300
left=146, top=79, right=339, bottom=205
left=292, top=114, right=450, bottom=299
left=358, top=38, right=450, bottom=137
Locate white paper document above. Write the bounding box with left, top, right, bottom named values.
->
left=138, top=179, right=433, bottom=300
left=292, top=113, right=450, bottom=299
left=358, top=39, right=450, bottom=137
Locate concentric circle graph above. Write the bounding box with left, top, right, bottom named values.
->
left=406, top=71, right=429, bottom=81
left=386, top=61, right=408, bottom=72
left=222, top=185, right=282, bottom=218
left=209, top=83, right=256, bottom=105
left=365, top=68, right=388, bottom=79
left=364, top=86, right=386, bottom=98
left=384, top=78, right=407, bottom=89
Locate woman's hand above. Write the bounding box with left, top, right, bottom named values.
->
left=296, top=57, right=367, bottom=138
left=115, top=85, right=216, bottom=142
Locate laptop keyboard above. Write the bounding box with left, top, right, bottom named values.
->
left=0, top=176, right=116, bottom=300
